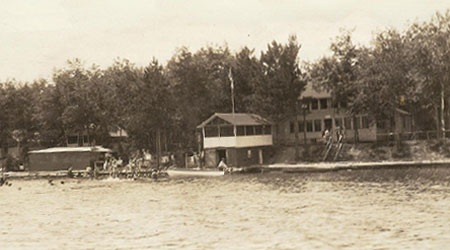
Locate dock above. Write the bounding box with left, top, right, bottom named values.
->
left=260, top=159, right=450, bottom=173
left=2, top=169, right=157, bottom=179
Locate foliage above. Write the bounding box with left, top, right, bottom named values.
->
left=2, top=9, right=450, bottom=160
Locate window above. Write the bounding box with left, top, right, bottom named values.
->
left=354, top=117, right=360, bottom=129
left=306, top=120, right=313, bottom=132
left=335, top=118, right=343, bottom=128
left=319, top=99, right=328, bottom=109
left=237, top=126, right=245, bottom=136
left=311, top=99, right=319, bottom=110
left=290, top=122, right=294, bottom=133
left=314, top=119, right=322, bottom=132
left=298, top=121, right=305, bottom=133
left=263, top=125, right=272, bottom=135
left=255, top=125, right=263, bottom=135
left=344, top=117, right=352, bottom=129
left=219, top=126, right=234, bottom=137
left=205, top=126, right=219, bottom=137
left=67, top=136, right=78, bottom=144
left=332, top=100, right=339, bottom=108
left=245, top=126, right=255, bottom=135
left=362, top=116, right=369, bottom=129
left=376, top=120, right=386, bottom=129
left=82, top=136, right=88, bottom=145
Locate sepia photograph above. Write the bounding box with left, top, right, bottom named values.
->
left=1, top=0, right=450, bottom=249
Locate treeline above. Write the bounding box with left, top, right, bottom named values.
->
left=1, top=10, right=450, bottom=164
left=0, top=36, right=304, bottom=163
left=309, top=10, right=450, bottom=137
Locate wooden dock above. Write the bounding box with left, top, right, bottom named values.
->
left=260, top=159, right=450, bottom=173
left=2, top=169, right=157, bottom=179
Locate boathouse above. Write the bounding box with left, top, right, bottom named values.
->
left=197, top=113, right=273, bottom=168
left=28, top=146, right=112, bottom=171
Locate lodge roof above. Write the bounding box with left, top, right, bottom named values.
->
left=300, top=82, right=331, bottom=99
left=29, top=146, right=112, bottom=154
left=196, top=113, right=271, bottom=128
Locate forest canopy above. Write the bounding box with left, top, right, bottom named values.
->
left=1, top=10, right=450, bottom=163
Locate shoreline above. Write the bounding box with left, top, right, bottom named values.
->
left=3, top=158, right=450, bottom=179
left=260, top=158, right=450, bottom=173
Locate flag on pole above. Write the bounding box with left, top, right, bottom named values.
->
left=228, top=68, right=235, bottom=115
left=228, top=67, right=234, bottom=90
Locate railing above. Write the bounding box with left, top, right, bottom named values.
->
left=376, top=130, right=450, bottom=142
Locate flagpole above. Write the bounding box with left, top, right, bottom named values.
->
left=229, top=68, right=235, bottom=115
left=229, top=68, right=236, bottom=137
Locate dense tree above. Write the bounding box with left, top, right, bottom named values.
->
left=167, top=46, right=233, bottom=149
left=407, top=11, right=450, bottom=137
left=308, top=30, right=362, bottom=143
left=254, top=35, right=306, bottom=159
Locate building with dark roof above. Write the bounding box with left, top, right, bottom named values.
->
left=197, top=113, right=273, bottom=168
left=28, top=146, right=112, bottom=171
left=277, top=83, right=413, bottom=144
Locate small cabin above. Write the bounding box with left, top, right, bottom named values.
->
left=197, top=113, right=273, bottom=168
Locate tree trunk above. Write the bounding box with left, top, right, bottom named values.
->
left=435, top=105, right=441, bottom=139
left=303, top=107, right=308, bottom=158
left=86, top=127, right=91, bottom=146
left=393, top=110, right=401, bottom=150
left=294, top=101, right=300, bottom=162
left=156, top=129, right=161, bottom=170
left=441, top=82, right=445, bottom=140
left=353, top=115, right=359, bottom=144
left=164, top=129, right=168, bottom=152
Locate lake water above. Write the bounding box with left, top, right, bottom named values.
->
left=1, top=167, right=450, bottom=249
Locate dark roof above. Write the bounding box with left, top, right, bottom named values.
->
left=197, top=113, right=271, bottom=128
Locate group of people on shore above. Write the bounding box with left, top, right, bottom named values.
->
left=79, top=150, right=174, bottom=180
left=322, top=126, right=345, bottom=145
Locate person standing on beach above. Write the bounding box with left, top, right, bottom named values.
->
left=218, top=158, right=228, bottom=171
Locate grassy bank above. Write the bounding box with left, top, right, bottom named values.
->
left=270, top=140, right=450, bottom=164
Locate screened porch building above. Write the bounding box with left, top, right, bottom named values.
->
left=197, top=113, right=273, bottom=168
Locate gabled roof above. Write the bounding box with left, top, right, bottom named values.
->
left=109, top=127, right=129, bottom=137
left=300, top=82, right=331, bottom=99
left=396, top=108, right=411, bottom=115
left=29, top=146, right=112, bottom=154
left=197, top=113, right=272, bottom=128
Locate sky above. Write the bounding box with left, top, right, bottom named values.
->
left=1, top=0, right=449, bottom=82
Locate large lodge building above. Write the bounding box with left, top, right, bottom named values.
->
left=276, top=84, right=413, bottom=144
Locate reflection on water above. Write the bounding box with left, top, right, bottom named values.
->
left=1, top=167, right=450, bottom=249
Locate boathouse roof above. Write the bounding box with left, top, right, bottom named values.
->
left=197, top=113, right=271, bottom=128
left=29, top=146, right=112, bottom=154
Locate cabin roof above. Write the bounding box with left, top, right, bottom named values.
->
left=29, top=146, right=112, bottom=154
left=197, top=113, right=271, bottom=128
